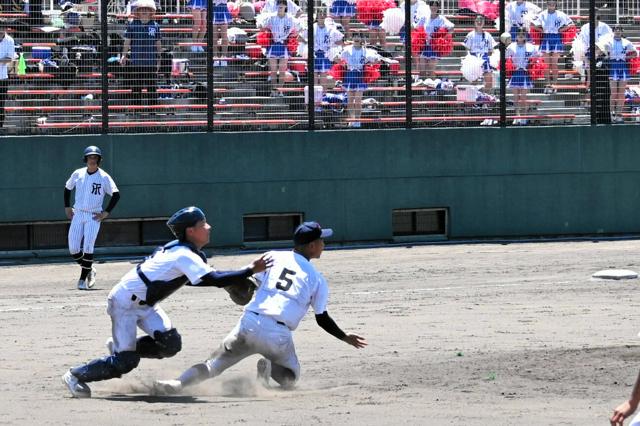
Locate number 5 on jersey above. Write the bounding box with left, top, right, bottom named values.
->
left=276, top=268, right=296, bottom=291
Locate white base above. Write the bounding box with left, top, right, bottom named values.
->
left=592, top=269, right=639, bottom=280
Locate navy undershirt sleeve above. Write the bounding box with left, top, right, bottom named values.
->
left=315, top=311, right=347, bottom=340
left=194, top=267, right=253, bottom=288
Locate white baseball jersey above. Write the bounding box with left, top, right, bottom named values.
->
left=533, top=10, right=572, bottom=34
left=261, top=13, right=300, bottom=42
left=113, top=244, right=214, bottom=302
left=506, top=41, right=539, bottom=69
left=400, top=0, right=429, bottom=25
left=578, top=21, right=612, bottom=45
left=417, top=14, right=454, bottom=37
left=65, top=168, right=118, bottom=213
left=340, top=45, right=379, bottom=71
left=246, top=250, right=329, bottom=330
left=601, top=37, right=636, bottom=61
left=506, top=1, right=541, bottom=27
left=464, top=30, right=497, bottom=54
left=262, top=0, right=300, bottom=15
left=0, top=34, right=15, bottom=80
left=313, top=24, right=343, bottom=52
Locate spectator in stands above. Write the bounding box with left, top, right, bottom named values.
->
left=532, top=0, right=573, bottom=94
left=212, top=0, right=233, bottom=60
left=261, top=0, right=301, bottom=17
left=578, top=13, right=611, bottom=85
left=463, top=14, right=496, bottom=92
left=417, top=0, right=454, bottom=80
left=506, top=27, right=540, bottom=125
left=309, top=8, right=344, bottom=89
left=600, top=24, right=637, bottom=124
left=120, top=0, right=161, bottom=110
left=188, top=0, right=206, bottom=52
left=259, top=0, right=300, bottom=96
left=330, top=0, right=356, bottom=38
left=0, top=21, right=14, bottom=130
left=505, top=0, right=541, bottom=42
left=340, top=32, right=381, bottom=128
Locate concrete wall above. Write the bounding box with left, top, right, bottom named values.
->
left=1, top=125, right=638, bottom=246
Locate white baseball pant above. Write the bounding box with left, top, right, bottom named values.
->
left=107, top=286, right=173, bottom=353
left=205, top=310, right=300, bottom=381
left=68, top=210, right=102, bottom=254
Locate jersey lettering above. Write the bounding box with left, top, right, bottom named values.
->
left=91, top=183, right=102, bottom=195
left=275, top=268, right=297, bottom=291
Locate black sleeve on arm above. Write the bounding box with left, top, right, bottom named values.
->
left=315, top=311, right=347, bottom=340
left=194, top=267, right=253, bottom=288
left=104, top=191, right=120, bottom=213
left=64, top=188, right=71, bottom=208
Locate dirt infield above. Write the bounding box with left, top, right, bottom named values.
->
left=3, top=240, right=640, bottom=425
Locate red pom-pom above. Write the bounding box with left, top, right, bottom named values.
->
left=561, top=25, right=578, bottom=44
left=411, top=26, right=427, bottom=56
left=257, top=29, right=272, bottom=48
left=630, top=56, right=640, bottom=75
left=253, top=0, right=264, bottom=13
left=287, top=30, right=298, bottom=55
left=505, top=57, right=514, bottom=78
left=529, top=26, right=542, bottom=45
left=364, top=63, right=381, bottom=83
left=328, top=61, right=346, bottom=80
left=527, top=56, right=547, bottom=79
left=476, top=0, right=498, bottom=20
left=228, top=2, right=239, bottom=19
left=356, top=0, right=392, bottom=25
left=431, top=28, right=453, bottom=56
left=289, top=61, right=306, bottom=73
left=246, top=45, right=263, bottom=59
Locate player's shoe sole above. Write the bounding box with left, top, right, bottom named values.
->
left=256, top=358, right=271, bottom=388
left=62, top=371, right=91, bottom=398
left=152, top=380, right=182, bottom=396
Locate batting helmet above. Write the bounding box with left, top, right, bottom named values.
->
left=166, top=206, right=206, bottom=240
left=83, top=146, right=102, bottom=163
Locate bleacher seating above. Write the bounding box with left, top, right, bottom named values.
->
left=2, top=3, right=639, bottom=134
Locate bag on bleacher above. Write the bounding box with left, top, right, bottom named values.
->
left=71, top=46, right=98, bottom=74
left=228, top=27, right=248, bottom=44
left=159, top=49, right=173, bottom=79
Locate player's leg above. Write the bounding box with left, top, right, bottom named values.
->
left=68, top=213, right=84, bottom=266
left=268, top=58, right=278, bottom=89
left=353, top=89, right=363, bottom=123
left=135, top=304, right=182, bottom=359
left=80, top=215, right=102, bottom=287
left=219, top=24, right=229, bottom=58
left=609, top=78, right=617, bottom=120
left=154, top=314, right=258, bottom=394
left=212, top=24, right=220, bottom=57
left=256, top=324, right=300, bottom=389
left=62, top=293, right=141, bottom=397
left=550, top=51, right=559, bottom=85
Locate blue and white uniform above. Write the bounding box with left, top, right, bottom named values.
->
left=506, top=1, right=541, bottom=40
left=188, top=0, right=206, bottom=11
left=212, top=0, right=232, bottom=24
left=330, top=0, right=356, bottom=17
left=533, top=9, right=573, bottom=52
left=601, top=36, right=637, bottom=81
left=506, top=41, right=539, bottom=88
left=464, top=30, right=497, bottom=72
left=66, top=167, right=118, bottom=254
left=417, top=14, right=454, bottom=58
left=260, top=13, right=300, bottom=58
left=578, top=21, right=612, bottom=59
left=312, top=23, right=344, bottom=72
left=399, top=0, right=429, bottom=42
left=340, top=44, right=379, bottom=90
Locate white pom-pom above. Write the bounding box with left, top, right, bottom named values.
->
left=380, top=8, right=405, bottom=35
left=571, top=37, right=586, bottom=62
left=461, top=54, right=485, bottom=82
left=489, top=48, right=501, bottom=69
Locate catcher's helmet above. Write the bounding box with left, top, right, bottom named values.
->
left=83, top=145, right=102, bottom=162
left=167, top=206, right=206, bottom=240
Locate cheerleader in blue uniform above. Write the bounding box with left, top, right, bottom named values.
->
left=601, top=25, right=638, bottom=123
left=506, top=0, right=540, bottom=42
left=188, top=0, right=206, bottom=52
left=416, top=0, right=454, bottom=80
left=259, top=0, right=300, bottom=93
left=532, top=0, right=573, bottom=93
left=212, top=0, right=232, bottom=60
left=310, top=8, right=344, bottom=87
left=463, top=15, right=497, bottom=92
left=506, top=28, right=540, bottom=125
left=340, top=32, right=381, bottom=127
left=330, top=0, right=356, bottom=38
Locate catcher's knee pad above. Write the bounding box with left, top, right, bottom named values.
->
left=154, top=328, right=182, bottom=358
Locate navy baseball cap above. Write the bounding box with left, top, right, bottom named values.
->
left=293, top=221, right=333, bottom=245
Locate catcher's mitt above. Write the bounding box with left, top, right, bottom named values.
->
left=224, top=276, right=258, bottom=305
